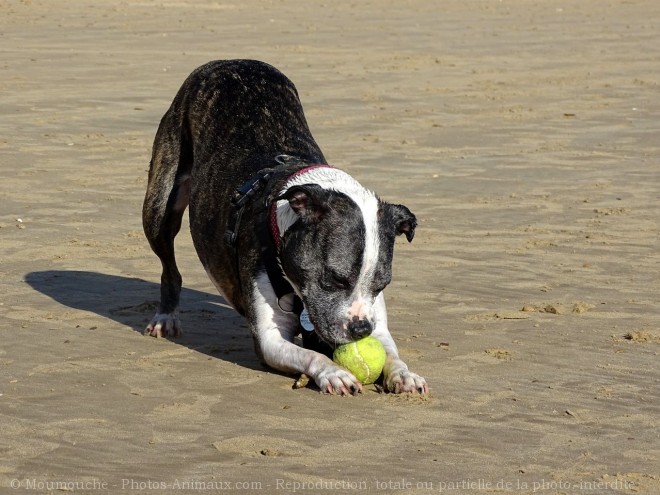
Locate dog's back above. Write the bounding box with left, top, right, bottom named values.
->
left=164, top=60, right=324, bottom=183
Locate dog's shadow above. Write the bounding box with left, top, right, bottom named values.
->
left=24, top=270, right=263, bottom=370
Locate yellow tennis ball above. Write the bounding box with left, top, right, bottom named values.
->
left=333, top=336, right=386, bottom=384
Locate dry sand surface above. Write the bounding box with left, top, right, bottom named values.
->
left=1, top=1, right=659, bottom=494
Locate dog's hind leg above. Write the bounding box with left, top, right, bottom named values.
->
left=142, top=109, right=192, bottom=338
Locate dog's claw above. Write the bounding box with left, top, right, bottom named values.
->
left=145, top=313, right=181, bottom=338
left=316, top=366, right=363, bottom=396
left=384, top=366, right=428, bottom=395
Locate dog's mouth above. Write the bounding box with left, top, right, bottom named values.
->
left=300, top=298, right=367, bottom=347
left=300, top=310, right=347, bottom=348
left=298, top=323, right=340, bottom=358
left=311, top=322, right=354, bottom=348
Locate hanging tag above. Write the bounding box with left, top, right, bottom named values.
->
left=277, top=293, right=295, bottom=313
left=299, top=308, right=315, bottom=332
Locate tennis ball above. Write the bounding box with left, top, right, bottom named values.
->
left=333, top=336, right=386, bottom=384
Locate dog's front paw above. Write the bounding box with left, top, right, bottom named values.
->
left=384, top=362, right=428, bottom=395
left=145, top=313, right=181, bottom=338
left=315, top=365, right=363, bottom=396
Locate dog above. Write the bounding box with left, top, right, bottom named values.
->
left=142, top=59, right=427, bottom=395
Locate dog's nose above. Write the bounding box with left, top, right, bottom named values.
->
left=348, top=318, right=372, bottom=339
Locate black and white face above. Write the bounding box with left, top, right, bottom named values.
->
left=278, top=179, right=416, bottom=346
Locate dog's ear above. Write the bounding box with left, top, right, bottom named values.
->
left=280, top=184, right=329, bottom=222
left=384, top=203, right=417, bottom=242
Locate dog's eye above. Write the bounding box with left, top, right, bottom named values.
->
left=329, top=272, right=351, bottom=291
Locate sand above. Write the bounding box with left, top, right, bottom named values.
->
left=1, top=1, right=659, bottom=493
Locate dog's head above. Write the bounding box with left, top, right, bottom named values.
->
left=277, top=180, right=416, bottom=346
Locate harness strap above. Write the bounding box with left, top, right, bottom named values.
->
left=223, top=162, right=300, bottom=306
left=224, top=171, right=273, bottom=246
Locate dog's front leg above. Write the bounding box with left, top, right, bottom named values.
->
left=372, top=292, right=428, bottom=395
left=249, top=274, right=363, bottom=395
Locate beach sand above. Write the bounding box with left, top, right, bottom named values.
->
left=1, top=1, right=658, bottom=493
